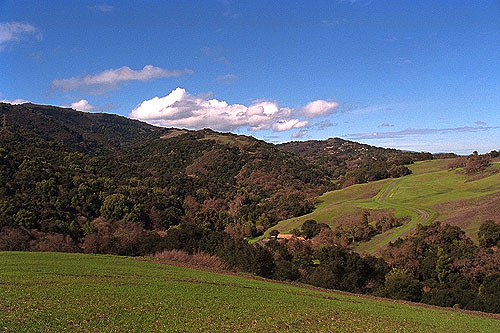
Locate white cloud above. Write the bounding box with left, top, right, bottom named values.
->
left=215, top=74, right=238, bottom=84
left=0, top=22, right=39, bottom=50
left=272, top=119, right=308, bottom=132
left=130, top=88, right=320, bottom=132
left=51, top=65, right=193, bottom=93
left=62, top=99, right=95, bottom=112
left=1, top=98, right=30, bottom=104
left=348, top=126, right=499, bottom=140
left=301, top=100, right=339, bottom=118
left=291, top=130, right=308, bottom=138
left=385, top=58, right=412, bottom=65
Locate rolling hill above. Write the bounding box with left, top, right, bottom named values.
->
left=267, top=158, right=500, bottom=254
left=1, top=251, right=498, bottom=332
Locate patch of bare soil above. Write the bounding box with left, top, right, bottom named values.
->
left=160, top=129, right=187, bottom=139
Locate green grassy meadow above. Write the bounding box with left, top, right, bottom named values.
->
left=1, top=252, right=499, bottom=332
left=267, top=159, right=500, bottom=253
left=264, top=179, right=390, bottom=236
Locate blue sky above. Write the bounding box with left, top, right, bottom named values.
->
left=1, top=0, right=499, bottom=154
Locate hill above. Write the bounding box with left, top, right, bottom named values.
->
left=279, top=138, right=441, bottom=187
left=1, top=251, right=498, bottom=332
left=0, top=102, right=333, bottom=240
left=1, top=102, right=433, bottom=242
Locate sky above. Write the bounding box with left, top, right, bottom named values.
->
left=1, top=0, right=500, bottom=154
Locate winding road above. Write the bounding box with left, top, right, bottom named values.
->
left=368, top=178, right=434, bottom=254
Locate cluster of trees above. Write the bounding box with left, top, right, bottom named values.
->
left=265, top=218, right=500, bottom=313
left=447, top=151, right=493, bottom=175
left=286, top=213, right=407, bottom=246
left=381, top=221, right=500, bottom=312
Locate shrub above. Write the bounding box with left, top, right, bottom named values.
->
left=154, top=249, right=227, bottom=270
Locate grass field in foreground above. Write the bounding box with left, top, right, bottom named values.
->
left=1, top=252, right=499, bottom=332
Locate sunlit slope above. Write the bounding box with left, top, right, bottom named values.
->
left=268, top=159, right=500, bottom=253
left=263, top=179, right=391, bottom=236
left=1, top=252, right=499, bottom=332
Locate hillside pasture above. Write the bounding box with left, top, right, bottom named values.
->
left=264, top=179, right=390, bottom=235
left=267, top=159, right=500, bottom=253
left=1, top=252, right=499, bottom=332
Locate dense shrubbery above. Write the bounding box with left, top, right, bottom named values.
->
left=381, top=221, right=500, bottom=312
left=447, top=152, right=492, bottom=175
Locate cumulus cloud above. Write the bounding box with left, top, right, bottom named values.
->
left=51, top=65, right=193, bottom=93
left=62, top=99, right=95, bottom=112
left=301, top=100, right=339, bottom=118
left=291, top=130, right=308, bottom=138
left=348, top=126, right=498, bottom=140
left=0, top=98, right=30, bottom=104
left=0, top=22, right=39, bottom=50
left=130, top=88, right=326, bottom=132
left=215, top=74, right=238, bottom=84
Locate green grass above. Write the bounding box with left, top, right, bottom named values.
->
left=1, top=252, right=499, bottom=332
left=264, top=179, right=390, bottom=236
left=390, top=169, right=500, bottom=207
left=407, top=158, right=452, bottom=175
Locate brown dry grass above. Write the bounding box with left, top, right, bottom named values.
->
left=431, top=191, right=500, bottom=239
left=152, top=249, right=228, bottom=270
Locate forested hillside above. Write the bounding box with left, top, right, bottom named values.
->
left=280, top=138, right=452, bottom=187
left=0, top=103, right=334, bottom=241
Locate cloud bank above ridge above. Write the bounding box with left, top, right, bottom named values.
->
left=130, top=88, right=339, bottom=132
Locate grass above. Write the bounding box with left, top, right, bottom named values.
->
left=264, top=179, right=390, bottom=236
left=1, top=252, right=499, bottom=332
left=407, top=158, right=452, bottom=175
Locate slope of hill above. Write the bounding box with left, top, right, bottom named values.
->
left=268, top=159, right=500, bottom=254
left=1, top=251, right=498, bottom=332
left=0, top=103, right=333, bottom=239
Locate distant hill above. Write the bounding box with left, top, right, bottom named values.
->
left=280, top=138, right=440, bottom=187
left=0, top=103, right=443, bottom=239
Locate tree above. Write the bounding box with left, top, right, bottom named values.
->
left=100, top=194, right=129, bottom=221
left=378, top=268, right=422, bottom=302
left=478, top=220, right=500, bottom=248
left=270, top=229, right=279, bottom=239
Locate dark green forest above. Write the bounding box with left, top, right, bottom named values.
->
left=1, top=103, right=499, bottom=314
